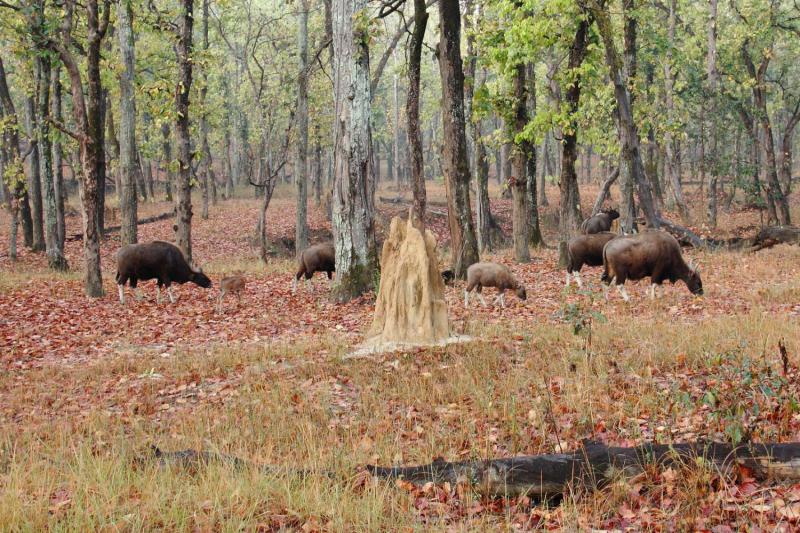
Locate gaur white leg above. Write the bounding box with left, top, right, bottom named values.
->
left=575, top=272, right=584, bottom=289
left=602, top=283, right=609, bottom=301
left=134, top=288, right=143, bottom=302
left=500, top=293, right=506, bottom=308
left=650, top=283, right=656, bottom=300
left=306, top=278, right=313, bottom=293
left=616, top=284, right=630, bottom=302
left=464, top=290, right=469, bottom=308
left=658, top=284, right=664, bottom=298
left=118, top=284, right=125, bottom=304
left=156, top=286, right=162, bottom=304
left=478, top=293, right=488, bottom=308
left=292, top=277, right=298, bottom=294
left=565, top=271, right=571, bottom=287
left=328, top=277, right=332, bottom=289
left=167, top=286, right=176, bottom=304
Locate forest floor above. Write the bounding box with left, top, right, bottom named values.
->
left=0, top=181, right=799, bottom=531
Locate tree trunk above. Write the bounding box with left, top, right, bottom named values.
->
left=539, top=135, right=549, bottom=206
left=52, top=65, right=67, bottom=251
left=407, top=0, right=428, bottom=222
left=25, top=92, right=45, bottom=252
left=314, top=127, right=322, bottom=206
left=161, top=123, right=173, bottom=202
left=1, top=55, right=34, bottom=252
left=473, top=68, right=491, bottom=253
left=175, top=0, right=194, bottom=263
left=36, top=57, right=68, bottom=270
left=780, top=111, right=799, bottom=197
left=437, top=0, right=479, bottom=278
left=557, top=8, right=590, bottom=269
left=199, top=0, right=210, bottom=221
left=330, top=0, right=378, bottom=301
left=706, top=0, right=719, bottom=226
left=525, top=63, right=544, bottom=248
left=510, top=64, right=530, bottom=263
left=117, top=0, right=137, bottom=245
left=594, top=0, right=659, bottom=230
left=392, top=48, right=400, bottom=186
left=295, top=0, right=309, bottom=255
left=591, top=166, right=619, bottom=216
left=663, top=0, right=690, bottom=223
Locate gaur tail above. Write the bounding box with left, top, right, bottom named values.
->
left=566, top=249, right=575, bottom=274
left=600, top=245, right=611, bottom=283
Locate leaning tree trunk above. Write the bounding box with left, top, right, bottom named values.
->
left=25, top=92, right=45, bottom=252
left=437, top=0, right=479, bottom=278
left=330, top=0, right=378, bottom=302
left=594, top=0, right=659, bottom=230
left=37, top=57, right=68, bottom=269
left=407, top=0, right=428, bottom=222
left=118, top=0, right=138, bottom=245
left=314, top=126, right=322, bottom=206
left=52, top=65, right=67, bottom=250
left=557, top=10, right=590, bottom=269
left=295, top=0, right=309, bottom=255
left=511, top=63, right=530, bottom=263
left=174, top=0, right=194, bottom=263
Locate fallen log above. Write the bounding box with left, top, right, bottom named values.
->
left=634, top=217, right=799, bottom=252
left=66, top=210, right=176, bottom=241
left=144, top=440, right=800, bottom=498
left=379, top=196, right=448, bottom=208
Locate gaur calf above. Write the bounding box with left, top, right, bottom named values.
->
left=465, top=262, right=527, bottom=308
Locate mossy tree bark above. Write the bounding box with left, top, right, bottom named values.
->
left=330, top=0, right=378, bottom=302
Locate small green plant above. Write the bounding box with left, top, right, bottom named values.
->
left=557, top=302, right=605, bottom=355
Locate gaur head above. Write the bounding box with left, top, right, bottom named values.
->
left=515, top=283, right=527, bottom=301
left=686, top=259, right=703, bottom=296
left=190, top=264, right=213, bottom=288
left=603, top=207, right=620, bottom=221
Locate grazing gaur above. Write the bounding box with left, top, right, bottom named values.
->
left=601, top=230, right=703, bottom=302
left=217, top=275, right=246, bottom=312
left=465, top=262, right=527, bottom=308
left=116, top=241, right=212, bottom=304
left=293, top=242, right=335, bottom=293
left=581, top=208, right=620, bottom=235
left=566, top=232, right=619, bottom=288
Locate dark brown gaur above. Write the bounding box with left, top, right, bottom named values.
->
left=116, top=241, right=212, bottom=304
left=601, top=230, right=703, bottom=301
left=293, top=243, right=336, bottom=293
left=581, top=208, right=620, bottom=235
left=566, top=232, right=619, bottom=288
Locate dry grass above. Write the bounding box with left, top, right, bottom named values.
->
left=1, top=305, right=798, bottom=530
left=1, top=183, right=799, bottom=530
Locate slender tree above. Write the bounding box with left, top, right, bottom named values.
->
left=510, top=63, right=530, bottom=263
left=438, top=0, right=479, bottom=277
left=36, top=55, right=68, bottom=269
left=199, top=0, right=210, bottom=220
left=406, top=0, right=428, bottom=221
left=118, top=0, right=138, bottom=245
left=25, top=90, right=45, bottom=251
left=51, top=64, right=66, bottom=249
left=295, top=0, right=309, bottom=255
